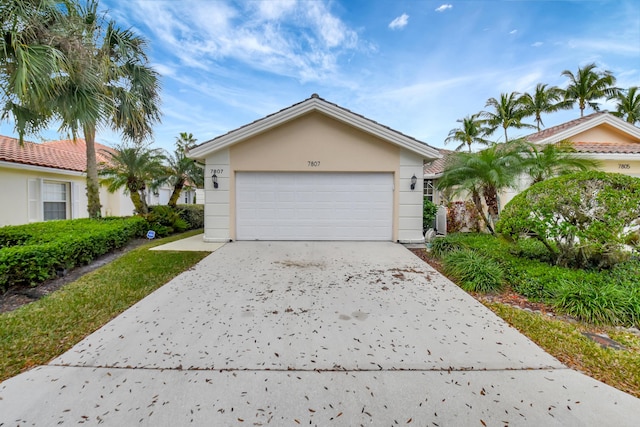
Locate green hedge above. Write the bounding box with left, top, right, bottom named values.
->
left=432, top=233, right=640, bottom=327
left=0, top=217, right=147, bottom=291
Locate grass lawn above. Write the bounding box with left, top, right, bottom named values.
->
left=0, top=230, right=209, bottom=382
left=486, top=303, right=640, bottom=398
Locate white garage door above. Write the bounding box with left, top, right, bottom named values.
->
left=236, top=172, right=393, bottom=240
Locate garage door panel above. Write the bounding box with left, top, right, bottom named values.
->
left=236, top=172, right=393, bottom=241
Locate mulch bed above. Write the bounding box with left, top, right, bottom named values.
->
left=0, top=238, right=147, bottom=314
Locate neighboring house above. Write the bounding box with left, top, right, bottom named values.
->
left=0, top=136, right=135, bottom=226
left=425, top=112, right=640, bottom=210
left=502, top=112, right=640, bottom=206
left=188, top=94, right=441, bottom=243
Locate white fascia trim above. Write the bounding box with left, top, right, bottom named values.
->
left=189, top=98, right=442, bottom=160
left=579, top=153, right=640, bottom=160
left=0, top=161, right=85, bottom=177
left=535, top=114, right=640, bottom=145
left=423, top=173, right=443, bottom=179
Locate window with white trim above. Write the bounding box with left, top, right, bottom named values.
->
left=423, top=179, right=435, bottom=202
left=43, top=181, right=69, bottom=220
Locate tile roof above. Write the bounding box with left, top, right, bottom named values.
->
left=0, top=135, right=114, bottom=172
left=571, top=141, right=640, bottom=154
left=424, top=148, right=453, bottom=177
left=524, top=111, right=640, bottom=154
left=525, top=112, right=606, bottom=143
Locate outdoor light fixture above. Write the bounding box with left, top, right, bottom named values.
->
left=410, top=174, right=417, bottom=190
left=212, top=173, right=219, bottom=189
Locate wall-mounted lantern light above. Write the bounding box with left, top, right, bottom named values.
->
left=212, top=173, right=219, bottom=189
left=410, top=174, right=417, bottom=190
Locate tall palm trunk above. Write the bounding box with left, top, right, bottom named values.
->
left=471, top=188, right=494, bottom=234
left=482, top=186, right=500, bottom=232
left=168, top=180, right=185, bottom=208
left=83, top=125, right=102, bottom=218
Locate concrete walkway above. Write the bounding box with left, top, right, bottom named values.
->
left=149, top=233, right=225, bottom=252
left=1, top=242, right=638, bottom=425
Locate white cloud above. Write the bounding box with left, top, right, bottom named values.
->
left=531, top=41, right=543, bottom=47
left=435, top=4, right=453, bottom=13
left=389, top=13, right=409, bottom=30
left=510, top=29, right=518, bottom=35
left=115, top=0, right=360, bottom=84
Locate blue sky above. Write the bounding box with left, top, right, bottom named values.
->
left=2, top=0, right=639, bottom=152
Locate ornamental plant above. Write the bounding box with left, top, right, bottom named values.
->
left=496, top=171, right=640, bottom=269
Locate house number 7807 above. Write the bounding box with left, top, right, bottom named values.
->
left=308, top=161, right=320, bottom=167
left=210, top=169, right=224, bottom=175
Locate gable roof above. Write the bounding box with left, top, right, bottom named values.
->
left=188, top=94, right=441, bottom=161
left=525, top=112, right=640, bottom=151
left=0, top=135, right=114, bottom=172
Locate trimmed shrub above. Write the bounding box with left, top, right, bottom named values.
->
left=497, top=171, right=640, bottom=269
left=146, top=206, right=189, bottom=237
left=443, top=249, right=504, bottom=293
left=0, top=217, right=147, bottom=291
left=175, top=204, right=204, bottom=229
left=423, top=198, right=438, bottom=232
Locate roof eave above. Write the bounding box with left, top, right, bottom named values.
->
left=188, top=97, right=441, bottom=161
left=529, top=114, right=640, bottom=145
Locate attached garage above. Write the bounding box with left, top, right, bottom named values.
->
left=188, top=95, right=441, bottom=243
left=236, top=172, right=393, bottom=241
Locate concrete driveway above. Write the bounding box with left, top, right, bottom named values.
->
left=1, top=242, right=638, bottom=425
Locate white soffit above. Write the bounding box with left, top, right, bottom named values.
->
left=188, top=96, right=441, bottom=161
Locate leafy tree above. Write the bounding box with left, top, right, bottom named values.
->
left=162, top=133, right=204, bottom=207
left=99, top=144, right=166, bottom=215
left=523, top=140, right=600, bottom=184
left=519, top=83, right=570, bottom=131
left=437, top=142, right=527, bottom=233
left=482, top=92, right=535, bottom=142
left=609, top=86, right=640, bottom=125
left=497, top=171, right=640, bottom=269
left=561, top=63, right=618, bottom=117
left=444, top=113, right=490, bottom=152
left=0, top=0, right=161, bottom=218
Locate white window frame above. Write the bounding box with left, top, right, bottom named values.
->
left=42, top=180, right=71, bottom=221
left=423, top=179, right=435, bottom=202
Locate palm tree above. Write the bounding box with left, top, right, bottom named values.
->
left=163, top=133, right=204, bottom=207
left=99, top=144, right=166, bottom=215
left=482, top=92, right=535, bottom=142
left=0, top=0, right=69, bottom=139
left=52, top=2, right=161, bottom=218
left=437, top=142, right=527, bottom=233
left=444, top=113, right=491, bottom=152
left=523, top=140, right=601, bottom=184
left=561, top=63, right=618, bottom=117
left=609, top=86, right=640, bottom=125
left=0, top=0, right=161, bottom=218
left=519, top=83, right=570, bottom=131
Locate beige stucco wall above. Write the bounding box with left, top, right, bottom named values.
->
left=0, top=165, right=87, bottom=226
left=398, top=150, right=426, bottom=243
left=596, top=159, right=640, bottom=176
left=0, top=164, right=139, bottom=226
left=571, top=124, right=640, bottom=144
left=202, top=111, right=427, bottom=242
